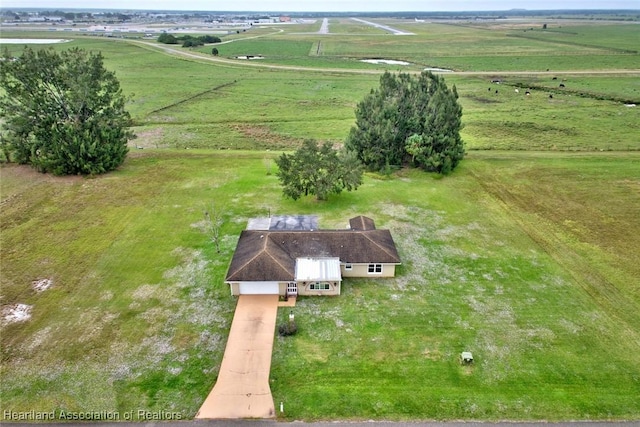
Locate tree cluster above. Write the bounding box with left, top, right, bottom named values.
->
left=346, top=71, right=464, bottom=174
left=0, top=47, right=133, bottom=175
left=275, top=72, right=464, bottom=201
left=156, top=32, right=179, bottom=44
left=275, top=140, right=363, bottom=201
left=157, top=33, right=221, bottom=47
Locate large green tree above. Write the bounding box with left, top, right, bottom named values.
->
left=346, top=71, right=464, bottom=174
left=275, top=139, right=363, bottom=201
left=0, top=47, right=133, bottom=175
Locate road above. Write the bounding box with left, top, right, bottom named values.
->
left=351, top=17, right=414, bottom=35
left=319, top=18, right=330, bottom=34
left=129, top=39, right=640, bottom=78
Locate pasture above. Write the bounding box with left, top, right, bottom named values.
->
left=1, top=15, right=639, bottom=421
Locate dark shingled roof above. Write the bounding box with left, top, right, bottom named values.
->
left=225, top=219, right=401, bottom=282
left=349, top=215, right=376, bottom=231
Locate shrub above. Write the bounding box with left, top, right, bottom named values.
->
left=278, top=321, right=298, bottom=336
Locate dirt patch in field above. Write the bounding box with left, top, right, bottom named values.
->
left=1, top=163, right=84, bottom=186
left=231, top=124, right=303, bottom=150
left=130, top=127, right=165, bottom=149
left=422, top=348, right=443, bottom=360
left=466, top=94, right=501, bottom=104
left=32, top=278, right=53, bottom=292
left=1, top=303, right=32, bottom=325
left=1, top=165, right=92, bottom=229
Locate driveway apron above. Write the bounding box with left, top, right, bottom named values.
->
left=196, top=294, right=279, bottom=419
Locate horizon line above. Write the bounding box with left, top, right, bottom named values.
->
left=2, top=7, right=639, bottom=12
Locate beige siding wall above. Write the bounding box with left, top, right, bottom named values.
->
left=279, top=282, right=287, bottom=295
left=229, top=264, right=397, bottom=296
left=230, top=282, right=239, bottom=296
left=341, top=263, right=396, bottom=278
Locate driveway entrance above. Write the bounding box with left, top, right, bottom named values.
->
left=196, top=295, right=279, bottom=419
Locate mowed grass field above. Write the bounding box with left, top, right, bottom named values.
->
left=193, top=19, right=640, bottom=71
left=1, top=16, right=640, bottom=421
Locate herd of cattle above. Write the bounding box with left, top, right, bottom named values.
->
left=489, top=78, right=567, bottom=99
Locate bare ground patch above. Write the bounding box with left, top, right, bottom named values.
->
left=130, top=127, right=165, bottom=149
left=1, top=303, right=32, bottom=325
left=231, top=124, right=303, bottom=150
left=32, top=278, right=53, bottom=292
left=466, top=94, right=502, bottom=104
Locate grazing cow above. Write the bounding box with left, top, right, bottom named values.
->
left=488, top=88, right=492, bottom=91
left=559, top=83, right=565, bottom=88
left=515, top=88, right=519, bottom=93
left=552, top=77, right=558, bottom=80
left=525, top=91, right=531, bottom=96
left=549, top=94, right=553, bottom=99
left=495, top=90, right=499, bottom=94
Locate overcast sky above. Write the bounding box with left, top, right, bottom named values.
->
left=2, top=0, right=639, bottom=12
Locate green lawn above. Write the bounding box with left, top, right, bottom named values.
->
left=187, top=19, right=640, bottom=71
left=1, top=17, right=640, bottom=421
left=2, top=151, right=638, bottom=420
left=271, top=152, right=640, bottom=420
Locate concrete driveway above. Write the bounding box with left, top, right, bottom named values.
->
left=196, top=295, right=280, bottom=419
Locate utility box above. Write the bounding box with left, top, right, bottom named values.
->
left=461, top=351, right=474, bottom=364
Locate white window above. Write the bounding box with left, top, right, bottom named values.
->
left=309, top=282, right=331, bottom=290
left=368, top=263, right=383, bottom=274
left=344, top=263, right=352, bottom=271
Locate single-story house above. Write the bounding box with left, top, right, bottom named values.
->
left=225, top=215, right=401, bottom=296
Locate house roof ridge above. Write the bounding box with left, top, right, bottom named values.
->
left=226, top=231, right=270, bottom=279
left=360, top=230, right=401, bottom=262
left=349, top=215, right=376, bottom=230
left=265, top=234, right=295, bottom=275
left=249, top=228, right=400, bottom=262
left=227, top=232, right=293, bottom=280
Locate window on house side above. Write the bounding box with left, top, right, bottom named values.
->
left=368, top=263, right=382, bottom=274
left=310, top=282, right=331, bottom=290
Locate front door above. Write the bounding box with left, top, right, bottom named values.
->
left=287, top=282, right=298, bottom=296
